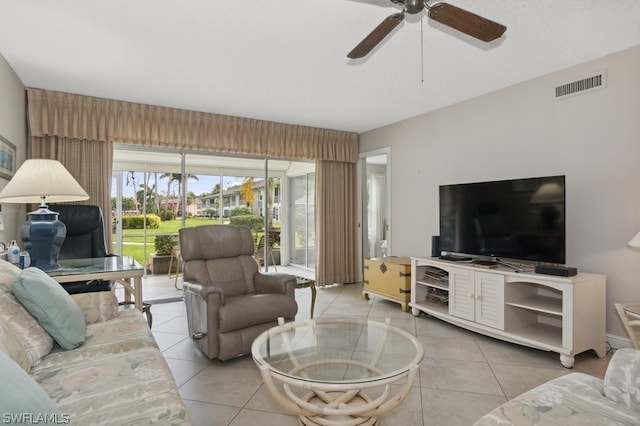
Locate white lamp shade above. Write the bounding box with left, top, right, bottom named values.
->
left=629, top=231, right=640, bottom=249
left=0, top=159, right=89, bottom=204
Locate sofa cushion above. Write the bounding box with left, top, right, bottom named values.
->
left=474, top=372, right=640, bottom=425
left=31, top=347, right=189, bottom=425
left=0, top=318, right=31, bottom=371
left=31, top=310, right=158, bottom=372
left=0, top=351, right=64, bottom=424
left=603, top=347, right=640, bottom=412
left=70, top=291, right=118, bottom=324
left=218, top=293, right=298, bottom=333
left=13, top=267, right=86, bottom=350
left=0, top=292, right=53, bottom=371
left=0, top=259, right=20, bottom=294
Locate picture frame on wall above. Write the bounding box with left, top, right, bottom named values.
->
left=0, top=134, right=16, bottom=180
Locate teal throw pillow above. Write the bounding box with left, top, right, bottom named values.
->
left=0, top=351, right=66, bottom=425
left=12, top=267, right=86, bottom=350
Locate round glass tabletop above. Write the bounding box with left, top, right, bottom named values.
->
left=252, top=317, right=424, bottom=387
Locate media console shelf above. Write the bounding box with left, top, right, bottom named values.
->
left=410, top=256, right=606, bottom=368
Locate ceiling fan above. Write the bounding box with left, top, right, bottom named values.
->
left=347, top=0, right=506, bottom=59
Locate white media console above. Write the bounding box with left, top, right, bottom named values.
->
left=410, top=256, right=607, bottom=368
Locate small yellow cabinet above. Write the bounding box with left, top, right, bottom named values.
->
left=363, top=257, right=412, bottom=311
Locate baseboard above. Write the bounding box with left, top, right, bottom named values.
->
left=607, top=333, right=632, bottom=350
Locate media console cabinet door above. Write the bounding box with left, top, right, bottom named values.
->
left=449, top=268, right=474, bottom=321
left=363, top=257, right=412, bottom=311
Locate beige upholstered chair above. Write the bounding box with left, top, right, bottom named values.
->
left=615, top=303, right=640, bottom=349
left=180, top=225, right=298, bottom=360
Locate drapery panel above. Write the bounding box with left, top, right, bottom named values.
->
left=27, top=89, right=358, bottom=163
left=28, top=136, right=113, bottom=248
left=315, top=160, right=359, bottom=286
left=27, top=88, right=360, bottom=284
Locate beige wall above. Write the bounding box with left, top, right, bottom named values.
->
left=1, top=44, right=638, bottom=342
left=359, top=44, right=640, bottom=343
left=0, top=53, right=26, bottom=244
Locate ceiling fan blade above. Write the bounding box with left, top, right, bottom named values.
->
left=428, top=3, right=506, bottom=42
left=347, top=12, right=405, bottom=59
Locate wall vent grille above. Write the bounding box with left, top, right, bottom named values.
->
left=555, top=72, right=605, bottom=99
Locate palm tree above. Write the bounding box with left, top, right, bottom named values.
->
left=160, top=173, right=199, bottom=217
left=136, top=183, right=157, bottom=214
left=159, top=173, right=175, bottom=216
left=153, top=172, right=160, bottom=214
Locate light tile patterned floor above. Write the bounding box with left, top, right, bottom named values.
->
left=140, top=271, right=612, bottom=426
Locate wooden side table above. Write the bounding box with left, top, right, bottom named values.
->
left=295, top=277, right=316, bottom=318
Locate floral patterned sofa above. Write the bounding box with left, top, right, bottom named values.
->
left=474, top=347, right=640, bottom=425
left=0, top=260, right=191, bottom=425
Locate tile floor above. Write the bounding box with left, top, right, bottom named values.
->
left=139, top=271, right=613, bottom=426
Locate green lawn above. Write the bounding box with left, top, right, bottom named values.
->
left=112, top=217, right=221, bottom=265
left=112, top=217, right=278, bottom=266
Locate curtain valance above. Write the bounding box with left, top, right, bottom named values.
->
left=27, top=88, right=358, bottom=163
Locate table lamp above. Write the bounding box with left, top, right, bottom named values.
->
left=629, top=231, right=640, bottom=249
left=0, top=159, right=89, bottom=270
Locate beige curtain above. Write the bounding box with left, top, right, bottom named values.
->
left=27, top=136, right=113, bottom=248
left=27, top=89, right=358, bottom=163
left=26, top=88, right=360, bottom=283
left=315, top=160, right=359, bottom=286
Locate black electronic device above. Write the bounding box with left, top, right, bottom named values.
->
left=439, top=175, right=566, bottom=264
left=431, top=236, right=440, bottom=257
left=535, top=265, right=577, bottom=277
left=471, top=259, right=500, bottom=269
left=439, top=254, right=472, bottom=262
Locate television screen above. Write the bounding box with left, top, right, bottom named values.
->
left=439, top=175, right=566, bottom=264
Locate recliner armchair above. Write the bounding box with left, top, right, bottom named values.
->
left=51, top=204, right=114, bottom=294
left=180, top=225, right=298, bottom=360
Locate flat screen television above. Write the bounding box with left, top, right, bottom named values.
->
left=439, top=175, right=566, bottom=264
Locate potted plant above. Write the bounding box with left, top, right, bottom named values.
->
left=150, top=234, right=176, bottom=275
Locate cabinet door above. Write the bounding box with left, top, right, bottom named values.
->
left=449, top=268, right=474, bottom=321
left=475, top=272, right=505, bottom=329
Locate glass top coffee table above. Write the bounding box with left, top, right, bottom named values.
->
left=47, top=257, right=145, bottom=311
left=252, top=317, right=423, bottom=425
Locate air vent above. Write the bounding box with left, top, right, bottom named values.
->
left=555, top=71, right=606, bottom=99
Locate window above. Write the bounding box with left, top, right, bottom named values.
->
left=112, top=145, right=314, bottom=273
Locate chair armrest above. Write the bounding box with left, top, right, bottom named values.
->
left=603, top=347, right=640, bottom=411
left=71, top=291, right=118, bottom=324
left=183, top=281, right=225, bottom=307
left=254, top=272, right=297, bottom=297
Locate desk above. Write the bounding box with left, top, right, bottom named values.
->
left=48, top=257, right=145, bottom=312
left=252, top=317, right=423, bottom=425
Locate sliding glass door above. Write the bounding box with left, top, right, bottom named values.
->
left=112, top=145, right=314, bottom=274
left=289, top=171, right=315, bottom=270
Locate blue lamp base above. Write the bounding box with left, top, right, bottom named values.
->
left=20, top=206, right=66, bottom=271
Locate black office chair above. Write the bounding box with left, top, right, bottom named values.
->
left=51, top=204, right=114, bottom=294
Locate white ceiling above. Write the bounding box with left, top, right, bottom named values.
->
left=1, top=1, right=639, bottom=134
